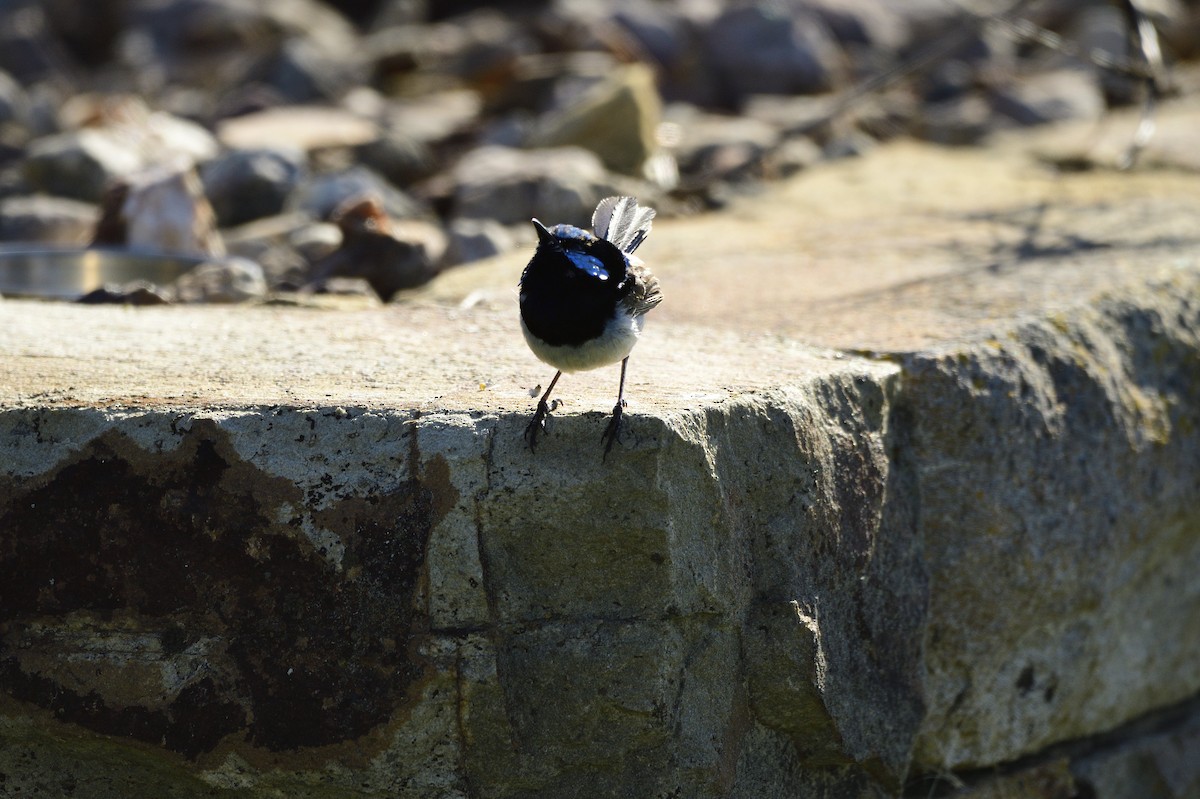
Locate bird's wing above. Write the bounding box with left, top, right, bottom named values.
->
left=593, top=196, right=655, bottom=254
left=620, top=257, right=663, bottom=318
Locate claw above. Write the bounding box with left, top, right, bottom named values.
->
left=525, top=370, right=562, bottom=455
left=601, top=399, right=627, bottom=460
left=525, top=399, right=551, bottom=453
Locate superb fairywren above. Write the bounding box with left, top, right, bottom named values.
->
left=519, top=196, right=662, bottom=457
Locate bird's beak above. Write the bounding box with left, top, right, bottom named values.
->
left=532, top=218, right=555, bottom=247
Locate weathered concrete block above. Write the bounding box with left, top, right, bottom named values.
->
left=908, top=279, right=1200, bottom=770
left=3, top=111, right=1200, bottom=795
left=1, top=359, right=924, bottom=797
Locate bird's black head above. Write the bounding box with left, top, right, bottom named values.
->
left=528, top=218, right=628, bottom=287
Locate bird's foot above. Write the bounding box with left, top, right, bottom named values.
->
left=524, top=399, right=551, bottom=453
left=601, top=399, right=627, bottom=460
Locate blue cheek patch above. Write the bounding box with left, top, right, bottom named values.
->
left=565, top=250, right=610, bottom=281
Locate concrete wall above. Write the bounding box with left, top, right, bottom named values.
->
left=3, top=127, right=1199, bottom=797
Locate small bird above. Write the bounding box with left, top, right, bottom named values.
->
left=519, top=196, right=662, bottom=457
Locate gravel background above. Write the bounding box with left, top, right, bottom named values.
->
left=0, top=0, right=1196, bottom=301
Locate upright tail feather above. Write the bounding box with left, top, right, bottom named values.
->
left=592, top=196, right=655, bottom=254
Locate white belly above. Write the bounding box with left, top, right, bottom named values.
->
left=521, top=310, right=644, bottom=373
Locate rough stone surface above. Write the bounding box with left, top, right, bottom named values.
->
left=2, top=103, right=1199, bottom=797
left=906, top=293, right=1200, bottom=770
left=1071, top=700, right=1200, bottom=799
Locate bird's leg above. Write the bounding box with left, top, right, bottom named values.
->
left=601, top=357, right=629, bottom=460
left=525, top=370, right=562, bottom=453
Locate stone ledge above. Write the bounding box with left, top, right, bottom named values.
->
left=2, top=108, right=1199, bottom=797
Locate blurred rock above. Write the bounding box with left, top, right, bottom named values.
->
left=529, top=63, right=662, bottom=177
left=767, top=136, right=823, bottom=178
left=43, top=0, right=130, bottom=66
left=365, top=21, right=458, bottom=79
left=367, top=10, right=531, bottom=92
left=922, top=58, right=976, bottom=105
left=57, top=95, right=220, bottom=166
left=487, top=50, right=614, bottom=115
left=291, top=164, right=424, bottom=221
left=217, top=211, right=312, bottom=241
left=22, top=98, right=218, bottom=220
left=804, top=0, right=912, bottom=58
left=390, top=217, right=448, bottom=264
left=367, top=0, right=426, bottom=29
left=220, top=212, right=323, bottom=286
left=476, top=111, right=534, bottom=148
left=23, top=129, right=144, bottom=202
left=704, top=5, right=843, bottom=107
left=354, top=127, right=437, bottom=187
left=444, top=216, right=514, bottom=265
left=385, top=89, right=482, bottom=145
left=743, top=94, right=838, bottom=140
left=323, top=0, right=394, bottom=26
left=0, top=5, right=66, bottom=84
left=127, top=0, right=362, bottom=97
left=887, top=0, right=972, bottom=43
left=1059, top=6, right=1145, bottom=106
left=256, top=35, right=366, bottom=104
left=115, top=164, right=225, bottom=256
left=0, top=71, right=31, bottom=130
left=216, top=106, right=378, bottom=152
left=822, top=129, right=877, bottom=160
left=912, top=24, right=1016, bottom=105
left=451, top=145, right=618, bottom=227
left=221, top=237, right=307, bottom=288
left=310, top=276, right=380, bottom=300
left=175, top=257, right=269, bottom=303
left=667, top=107, right=782, bottom=184
left=207, top=83, right=287, bottom=122
left=77, top=280, right=171, bottom=305
left=850, top=92, right=921, bottom=142
left=201, top=148, right=307, bottom=227
left=0, top=194, right=96, bottom=244
left=914, top=93, right=997, bottom=146
left=1152, top=0, right=1200, bottom=60
left=23, top=83, right=65, bottom=139
left=991, top=69, right=1106, bottom=127
left=142, top=111, right=221, bottom=164
left=0, top=137, right=24, bottom=171
left=600, top=1, right=718, bottom=106
left=309, top=195, right=440, bottom=300
left=287, top=220, right=342, bottom=263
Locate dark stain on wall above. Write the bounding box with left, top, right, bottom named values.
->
left=0, top=417, right=455, bottom=759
